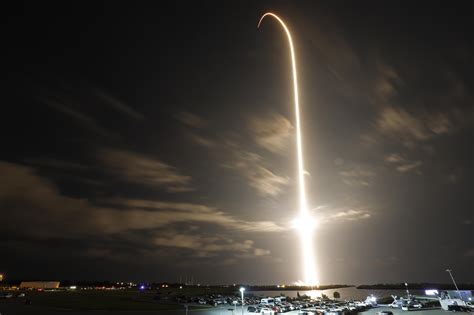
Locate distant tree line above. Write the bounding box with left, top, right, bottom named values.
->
left=245, top=284, right=353, bottom=291
left=357, top=283, right=474, bottom=290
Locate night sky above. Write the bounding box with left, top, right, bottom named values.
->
left=2, top=1, right=473, bottom=284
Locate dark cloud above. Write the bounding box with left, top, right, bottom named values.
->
left=94, top=89, right=145, bottom=121
left=248, top=113, right=294, bottom=154
left=2, top=1, right=473, bottom=284
left=222, top=141, right=290, bottom=197
left=176, top=111, right=208, bottom=129
left=0, top=160, right=283, bottom=280
left=99, top=148, right=194, bottom=192
left=39, top=96, right=116, bottom=139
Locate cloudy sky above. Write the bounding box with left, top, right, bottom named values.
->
left=2, top=1, right=473, bottom=284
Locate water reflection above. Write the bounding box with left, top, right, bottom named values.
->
left=306, top=290, right=322, bottom=299
left=250, top=287, right=416, bottom=301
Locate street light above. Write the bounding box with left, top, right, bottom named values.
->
left=239, top=287, right=245, bottom=315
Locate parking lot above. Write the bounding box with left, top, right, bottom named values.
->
left=0, top=300, right=453, bottom=315
left=0, top=288, right=457, bottom=315
left=189, top=305, right=449, bottom=315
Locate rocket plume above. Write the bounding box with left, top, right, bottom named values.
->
left=258, top=12, right=319, bottom=286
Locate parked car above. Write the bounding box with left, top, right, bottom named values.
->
left=447, top=305, right=471, bottom=312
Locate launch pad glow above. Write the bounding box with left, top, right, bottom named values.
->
left=258, top=13, right=319, bottom=286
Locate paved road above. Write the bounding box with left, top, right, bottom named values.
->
left=198, top=306, right=461, bottom=315
left=361, top=306, right=463, bottom=315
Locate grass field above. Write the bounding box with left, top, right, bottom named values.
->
left=7, top=289, right=212, bottom=311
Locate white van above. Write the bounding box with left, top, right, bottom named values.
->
left=261, top=298, right=275, bottom=305
left=275, top=297, right=287, bottom=303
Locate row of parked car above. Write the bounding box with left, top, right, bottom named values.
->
left=175, top=294, right=262, bottom=307
left=0, top=293, right=25, bottom=299
left=247, top=304, right=294, bottom=313
left=175, top=293, right=375, bottom=314
left=247, top=299, right=374, bottom=314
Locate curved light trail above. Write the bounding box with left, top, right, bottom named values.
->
left=258, top=13, right=318, bottom=286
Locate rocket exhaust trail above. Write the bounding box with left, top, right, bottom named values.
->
left=258, top=13, right=318, bottom=286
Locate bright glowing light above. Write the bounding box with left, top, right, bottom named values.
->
left=291, top=213, right=319, bottom=231
left=258, top=12, right=318, bottom=286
